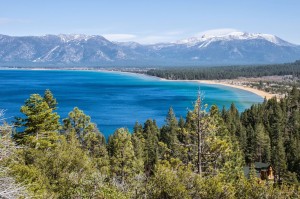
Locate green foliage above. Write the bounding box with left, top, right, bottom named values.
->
left=132, top=121, right=145, bottom=160
left=63, top=107, right=98, bottom=141
left=0, top=119, right=32, bottom=198
left=63, top=107, right=110, bottom=173
left=82, top=130, right=109, bottom=173
left=109, top=128, right=142, bottom=184
left=143, top=119, right=160, bottom=175
left=160, top=107, right=180, bottom=158
left=17, top=92, right=60, bottom=138
left=221, top=86, right=300, bottom=183
left=43, top=89, right=58, bottom=110
left=147, top=160, right=191, bottom=199
left=2, top=90, right=300, bottom=198
left=193, top=174, right=235, bottom=199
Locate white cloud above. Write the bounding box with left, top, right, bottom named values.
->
left=134, top=35, right=172, bottom=44
left=102, top=33, right=178, bottom=44
left=195, top=28, right=239, bottom=37
left=102, top=34, right=136, bottom=41
left=134, top=29, right=241, bottom=44
left=101, top=29, right=241, bottom=44
left=101, top=30, right=187, bottom=44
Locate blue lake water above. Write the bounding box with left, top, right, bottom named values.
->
left=0, top=69, right=263, bottom=137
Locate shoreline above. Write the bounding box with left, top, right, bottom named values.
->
left=0, top=66, right=275, bottom=100
left=158, top=78, right=276, bottom=100
left=196, top=80, right=275, bottom=100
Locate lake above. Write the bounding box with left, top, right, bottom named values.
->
left=0, top=69, right=263, bottom=137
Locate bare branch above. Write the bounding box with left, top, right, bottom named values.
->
left=0, top=167, right=31, bottom=199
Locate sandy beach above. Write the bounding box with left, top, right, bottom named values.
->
left=196, top=80, right=276, bottom=100
left=159, top=78, right=276, bottom=100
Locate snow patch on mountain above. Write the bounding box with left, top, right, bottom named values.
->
left=57, top=34, right=94, bottom=42
left=0, top=33, right=299, bottom=66
left=176, top=31, right=294, bottom=47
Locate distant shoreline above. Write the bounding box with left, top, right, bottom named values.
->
left=0, top=67, right=274, bottom=100
left=196, top=80, right=275, bottom=100
left=157, top=78, right=275, bottom=100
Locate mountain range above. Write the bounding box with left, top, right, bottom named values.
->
left=0, top=32, right=300, bottom=67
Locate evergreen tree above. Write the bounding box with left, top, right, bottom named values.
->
left=273, top=137, right=287, bottom=182
left=285, top=86, right=300, bottom=179
left=245, top=125, right=256, bottom=163
left=63, top=107, right=97, bottom=142
left=269, top=98, right=287, bottom=180
left=43, top=89, right=58, bottom=110
left=160, top=107, right=180, bottom=158
left=3, top=90, right=300, bottom=197
left=255, top=123, right=271, bottom=163
left=109, top=128, right=141, bottom=184
left=147, top=160, right=190, bottom=199
left=17, top=93, right=60, bottom=139
left=83, top=130, right=109, bottom=173
left=177, top=116, right=192, bottom=165
left=143, top=119, right=159, bottom=176
left=133, top=121, right=143, bottom=136
left=132, top=122, right=145, bottom=161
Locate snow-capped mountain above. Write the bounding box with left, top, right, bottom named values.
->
left=175, top=31, right=294, bottom=47
left=0, top=32, right=299, bottom=67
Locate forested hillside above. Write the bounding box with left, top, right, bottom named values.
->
left=146, top=61, right=300, bottom=80
left=1, top=89, right=300, bottom=198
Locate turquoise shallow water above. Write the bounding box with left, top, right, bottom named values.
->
left=0, top=70, right=263, bottom=137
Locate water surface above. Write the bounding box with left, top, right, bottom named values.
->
left=0, top=70, right=263, bottom=136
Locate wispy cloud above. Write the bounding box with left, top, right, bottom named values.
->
left=102, top=30, right=185, bottom=44
left=195, top=28, right=239, bottom=37
left=134, top=35, right=173, bottom=44
left=134, top=31, right=186, bottom=44
left=102, top=34, right=137, bottom=41
left=101, top=29, right=241, bottom=44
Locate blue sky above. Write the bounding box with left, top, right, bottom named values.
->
left=0, top=0, right=299, bottom=44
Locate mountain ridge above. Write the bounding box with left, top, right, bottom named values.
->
left=0, top=32, right=300, bottom=67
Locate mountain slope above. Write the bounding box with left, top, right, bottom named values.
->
left=0, top=32, right=300, bottom=66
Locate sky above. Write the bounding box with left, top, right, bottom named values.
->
left=0, top=0, right=300, bottom=44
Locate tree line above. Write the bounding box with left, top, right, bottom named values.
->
left=0, top=89, right=300, bottom=198
left=146, top=61, right=300, bottom=80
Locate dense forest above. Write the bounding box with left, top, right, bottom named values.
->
left=1, top=89, right=300, bottom=198
left=146, top=61, right=300, bottom=80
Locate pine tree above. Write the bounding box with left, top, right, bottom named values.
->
left=255, top=123, right=271, bottom=163
left=143, top=119, right=159, bottom=176
left=109, top=128, right=140, bottom=184
left=131, top=121, right=146, bottom=184
left=285, top=87, right=300, bottom=179
left=133, top=121, right=143, bottom=136
left=245, top=125, right=256, bottom=163
left=63, top=107, right=98, bottom=142
left=269, top=98, right=287, bottom=181
left=160, top=107, right=180, bottom=158
left=177, top=116, right=192, bottom=165
left=17, top=93, right=60, bottom=139
left=43, top=89, right=58, bottom=110
left=132, top=122, right=145, bottom=161
left=274, top=137, right=287, bottom=182
left=82, top=130, right=109, bottom=173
